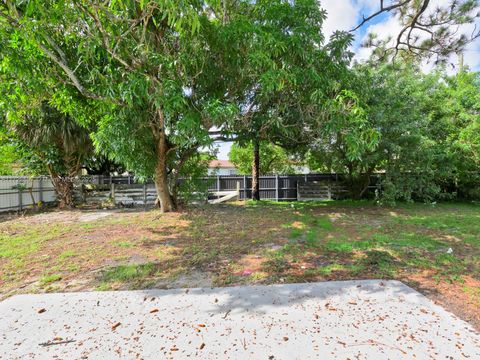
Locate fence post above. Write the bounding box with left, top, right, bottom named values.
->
left=327, top=182, right=332, bottom=200
left=18, top=186, right=23, bottom=211
left=217, top=175, right=220, bottom=194
left=143, top=183, right=147, bottom=209
left=111, top=183, right=116, bottom=206
left=236, top=181, right=240, bottom=200
left=38, top=177, right=43, bottom=203
left=275, top=174, right=279, bottom=201
left=243, top=175, right=247, bottom=200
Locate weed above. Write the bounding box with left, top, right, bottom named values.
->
left=101, top=263, right=156, bottom=282
left=40, top=274, right=62, bottom=285
left=58, top=250, right=76, bottom=259
left=115, top=241, right=133, bottom=248
left=263, top=255, right=290, bottom=273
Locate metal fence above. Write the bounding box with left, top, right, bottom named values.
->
left=89, top=174, right=346, bottom=201
left=0, top=174, right=379, bottom=212
left=0, top=176, right=56, bottom=212
left=202, top=174, right=339, bottom=201
left=92, top=173, right=367, bottom=201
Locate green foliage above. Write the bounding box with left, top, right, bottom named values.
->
left=0, top=143, right=20, bottom=175
left=229, top=141, right=297, bottom=175
left=9, top=103, right=92, bottom=177
left=0, top=0, right=352, bottom=210
left=175, top=152, right=214, bottom=204
left=220, top=0, right=352, bottom=150
left=0, top=0, right=242, bottom=210
left=0, top=120, right=20, bottom=175
left=307, top=63, right=480, bottom=202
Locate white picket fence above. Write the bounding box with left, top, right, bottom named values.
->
left=0, top=176, right=56, bottom=212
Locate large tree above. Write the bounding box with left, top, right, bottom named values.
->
left=1, top=1, right=237, bottom=212
left=216, top=0, right=352, bottom=199
left=7, top=103, right=93, bottom=208
left=307, top=63, right=480, bottom=202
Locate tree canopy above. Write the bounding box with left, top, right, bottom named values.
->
left=0, top=0, right=479, bottom=208
left=306, top=63, right=480, bottom=202
left=229, top=142, right=297, bottom=175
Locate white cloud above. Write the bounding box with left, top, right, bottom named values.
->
left=320, top=0, right=358, bottom=37
left=353, top=15, right=403, bottom=62
left=350, top=0, right=480, bottom=73
left=354, top=0, right=379, bottom=13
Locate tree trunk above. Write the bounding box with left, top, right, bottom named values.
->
left=251, top=139, right=260, bottom=201
left=154, top=110, right=175, bottom=213
left=51, top=175, right=75, bottom=209
left=154, top=161, right=175, bottom=212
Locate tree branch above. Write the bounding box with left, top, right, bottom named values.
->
left=350, top=0, right=412, bottom=32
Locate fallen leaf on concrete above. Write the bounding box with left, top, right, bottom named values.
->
left=150, top=309, right=159, bottom=313
left=37, top=308, right=46, bottom=314
left=111, top=322, right=121, bottom=331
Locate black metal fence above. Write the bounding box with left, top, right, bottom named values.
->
left=203, top=174, right=343, bottom=200
left=92, top=174, right=379, bottom=201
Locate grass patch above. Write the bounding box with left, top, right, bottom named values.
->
left=309, top=215, right=333, bottom=230
left=0, top=225, right=68, bottom=260
left=58, top=250, right=76, bottom=259
left=115, top=241, right=134, bottom=248
left=101, top=263, right=157, bottom=282
left=263, top=254, right=290, bottom=273
left=40, top=274, right=62, bottom=285
left=322, top=237, right=355, bottom=253
left=360, top=250, right=399, bottom=278
left=290, top=228, right=303, bottom=239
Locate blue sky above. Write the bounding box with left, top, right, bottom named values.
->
left=214, top=0, right=480, bottom=159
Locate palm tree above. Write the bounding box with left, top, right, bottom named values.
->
left=14, top=103, right=92, bottom=208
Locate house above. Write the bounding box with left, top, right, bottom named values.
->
left=208, top=160, right=238, bottom=176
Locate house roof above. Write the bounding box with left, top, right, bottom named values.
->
left=209, top=160, right=235, bottom=168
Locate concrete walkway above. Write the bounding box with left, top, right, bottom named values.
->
left=0, top=280, right=478, bottom=359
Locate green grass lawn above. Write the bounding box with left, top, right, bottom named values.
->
left=0, top=200, right=479, bottom=327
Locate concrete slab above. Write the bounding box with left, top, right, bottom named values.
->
left=0, top=280, right=478, bottom=359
